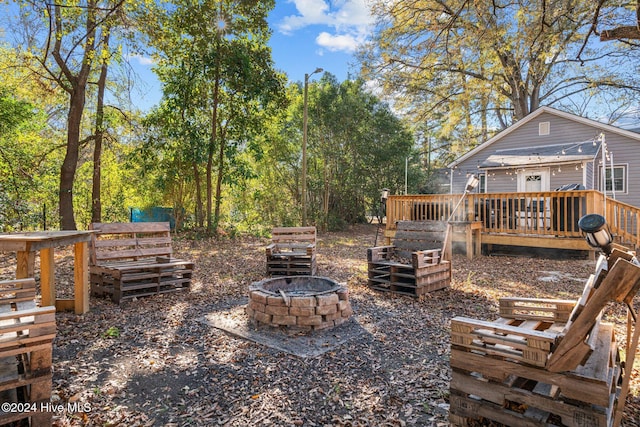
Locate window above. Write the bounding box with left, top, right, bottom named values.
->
left=478, top=173, right=486, bottom=193
left=601, top=165, right=626, bottom=193
left=539, top=122, right=550, bottom=135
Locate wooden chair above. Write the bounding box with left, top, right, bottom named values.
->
left=367, top=220, right=450, bottom=296
left=0, top=278, right=56, bottom=426
left=449, top=247, right=640, bottom=426
left=265, top=226, right=317, bottom=276
left=89, top=222, right=194, bottom=304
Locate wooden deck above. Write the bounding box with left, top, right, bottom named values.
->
left=384, top=190, right=640, bottom=253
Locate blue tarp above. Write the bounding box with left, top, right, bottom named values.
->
left=130, top=207, right=176, bottom=230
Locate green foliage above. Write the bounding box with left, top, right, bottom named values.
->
left=0, top=80, right=56, bottom=231
left=0, top=2, right=421, bottom=235
left=103, top=326, right=120, bottom=338
left=140, top=0, right=286, bottom=234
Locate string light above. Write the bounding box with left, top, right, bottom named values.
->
left=448, top=133, right=609, bottom=186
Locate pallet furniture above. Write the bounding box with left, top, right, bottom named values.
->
left=0, top=230, right=93, bottom=314
left=89, top=222, right=194, bottom=304
left=449, top=247, right=640, bottom=426
left=367, top=220, right=450, bottom=296
left=0, top=278, right=56, bottom=426
left=266, top=226, right=317, bottom=276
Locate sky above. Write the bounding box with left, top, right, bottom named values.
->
left=129, top=0, right=375, bottom=111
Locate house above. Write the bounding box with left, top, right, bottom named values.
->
left=447, top=106, right=640, bottom=208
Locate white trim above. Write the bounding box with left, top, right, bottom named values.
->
left=447, top=106, right=640, bottom=168
left=517, top=168, right=550, bottom=192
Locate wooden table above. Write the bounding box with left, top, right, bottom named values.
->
left=446, top=221, right=482, bottom=260
left=0, top=231, right=94, bottom=314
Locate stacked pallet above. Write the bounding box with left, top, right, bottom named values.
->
left=450, top=315, right=620, bottom=426
left=89, top=222, right=194, bottom=304
left=367, top=221, right=450, bottom=296
left=449, top=248, right=640, bottom=426
left=266, top=227, right=317, bottom=276
left=0, top=278, right=56, bottom=426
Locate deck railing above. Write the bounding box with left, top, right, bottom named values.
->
left=386, top=190, right=640, bottom=248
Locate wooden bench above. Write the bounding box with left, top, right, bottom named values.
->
left=266, top=226, right=317, bottom=276
left=367, top=220, right=451, bottom=296
left=0, top=278, right=56, bottom=426
left=89, top=222, right=194, bottom=304
left=449, top=247, right=640, bottom=427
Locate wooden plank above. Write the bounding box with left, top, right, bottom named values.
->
left=547, top=258, right=640, bottom=372
left=396, top=220, right=447, bottom=232
left=450, top=371, right=612, bottom=427
left=91, top=221, right=171, bottom=233
left=94, top=246, right=173, bottom=261
left=450, top=348, right=615, bottom=407
left=449, top=389, right=613, bottom=427
left=499, top=297, right=576, bottom=323
left=94, top=235, right=172, bottom=248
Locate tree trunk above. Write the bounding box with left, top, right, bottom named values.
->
left=193, top=163, right=203, bottom=228
left=59, top=94, right=85, bottom=230
left=91, top=31, right=110, bottom=224
left=213, top=130, right=225, bottom=233
left=52, top=1, right=97, bottom=230
left=207, top=42, right=221, bottom=235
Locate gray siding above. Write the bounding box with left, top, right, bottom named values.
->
left=451, top=111, right=640, bottom=207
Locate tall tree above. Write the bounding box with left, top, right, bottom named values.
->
left=360, top=0, right=640, bottom=154
left=91, top=28, right=111, bottom=224
left=9, top=0, right=126, bottom=229
left=304, top=75, right=415, bottom=229
left=144, top=0, right=285, bottom=235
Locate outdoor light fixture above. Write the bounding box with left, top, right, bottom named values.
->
left=465, top=174, right=480, bottom=193
left=578, top=214, right=614, bottom=255
left=374, top=188, right=391, bottom=246
left=381, top=188, right=389, bottom=203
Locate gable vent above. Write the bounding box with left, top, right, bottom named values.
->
left=539, top=121, right=550, bottom=135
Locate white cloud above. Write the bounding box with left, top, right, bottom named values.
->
left=279, top=0, right=331, bottom=33
left=278, top=0, right=373, bottom=53
left=316, top=32, right=361, bottom=53
left=129, top=54, right=156, bottom=66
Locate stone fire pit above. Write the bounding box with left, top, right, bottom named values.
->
left=246, top=276, right=353, bottom=331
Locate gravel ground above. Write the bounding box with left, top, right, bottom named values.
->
left=1, top=223, right=639, bottom=426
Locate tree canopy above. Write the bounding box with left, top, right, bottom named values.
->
left=359, top=0, right=640, bottom=165
left=0, top=0, right=638, bottom=232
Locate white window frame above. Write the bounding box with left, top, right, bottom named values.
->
left=478, top=173, right=487, bottom=193
left=600, top=164, right=627, bottom=194
left=539, top=122, right=550, bottom=136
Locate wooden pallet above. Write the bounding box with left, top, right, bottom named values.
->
left=0, top=278, right=56, bottom=426
left=367, top=221, right=450, bottom=296
left=266, top=254, right=317, bottom=276
left=449, top=246, right=640, bottom=427
left=450, top=322, right=621, bottom=427
left=266, top=227, right=317, bottom=277
left=90, top=257, right=193, bottom=303
left=89, top=222, right=194, bottom=304
left=367, top=259, right=450, bottom=296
